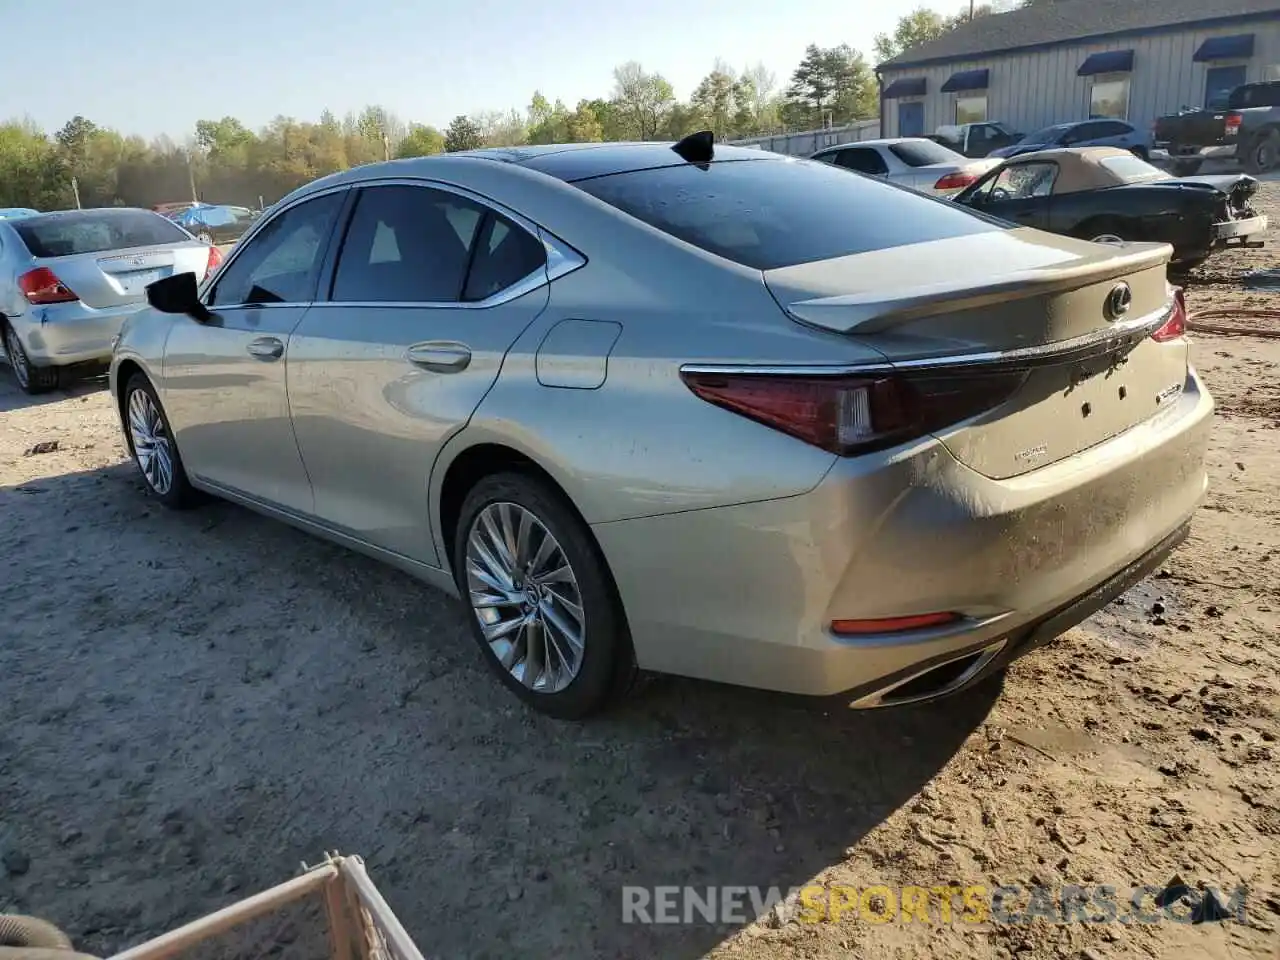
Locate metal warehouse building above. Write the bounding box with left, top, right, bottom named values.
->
left=875, top=0, right=1280, bottom=142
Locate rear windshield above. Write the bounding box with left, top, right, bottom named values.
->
left=887, top=140, right=964, bottom=167
left=1227, top=84, right=1280, bottom=109
left=14, top=209, right=190, bottom=258
left=1097, top=155, right=1168, bottom=183
left=572, top=157, right=1004, bottom=271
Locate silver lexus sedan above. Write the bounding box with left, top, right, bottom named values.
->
left=1, top=208, right=221, bottom=393
left=109, top=135, right=1213, bottom=719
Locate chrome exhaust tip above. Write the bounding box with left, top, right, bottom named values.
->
left=848, top=639, right=1008, bottom=709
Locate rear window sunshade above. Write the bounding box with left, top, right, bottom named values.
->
left=15, top=210, right=190, bottom=258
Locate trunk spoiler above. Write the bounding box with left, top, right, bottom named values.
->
left=782, top=241, right=1172, bottom=335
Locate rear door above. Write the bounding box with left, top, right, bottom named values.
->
left=161, top=189, right=346, bottom=512
left=285, top=181, right=551, bottom=566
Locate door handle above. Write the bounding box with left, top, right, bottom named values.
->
left=247, top=336, right=284, bottom=360
left=406, top=341, right=471, bottom=373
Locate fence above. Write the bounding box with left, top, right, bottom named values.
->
left=728, top=119, right=882, bottom=157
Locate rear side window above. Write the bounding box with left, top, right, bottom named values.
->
left=833, top=148, right=889, bottom=176
left=1228, top=84, right=1280, bottom=109
left=331, top=185, right=487, bottom=303
left=462, top=215, right=546, bottom=302
left=572, top=157, right=1004, bottom=271
left=15, top=210, right=189, bottom=258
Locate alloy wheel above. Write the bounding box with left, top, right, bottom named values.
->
left=127, top=388, right=175, bottom=495
left=464, top=501, right=586, bottom=694
left=4, top=324, right=30, bottom=389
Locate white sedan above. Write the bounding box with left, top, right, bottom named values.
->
left=811, top=138, right=1001, bottom=197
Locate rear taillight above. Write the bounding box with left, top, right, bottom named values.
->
left=1224, top=113, right=1242, bottom=137
left=935, top=171, right=978, bottom=191
left=18, top=267, right=78, bottom=305
left=204, top=244, right=224, bottom=279
left=1151, top=287, right=1187, bottom=343
left=679, top=369, right=1022, bottom=456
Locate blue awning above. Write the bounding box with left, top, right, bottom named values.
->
left=940, top=69, right=989, bottom=93
left=1193, top=34, right=1255, bottom=62
left=883, top=76, right=927, bottom=98
left=1077, top=50, right=1134, bottom=76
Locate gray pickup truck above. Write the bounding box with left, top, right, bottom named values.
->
left=1153, top=80, right=1280, bottom=175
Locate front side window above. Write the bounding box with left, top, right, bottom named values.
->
left=208, top=191, right=343, bottom=306
left=972, top=162, right=1058, bottom=203
left=330, top=185, right=489, bottom=303
left=1089, top=78, right=1130, bottom=119
left=955, top=96, right=988, bottom=125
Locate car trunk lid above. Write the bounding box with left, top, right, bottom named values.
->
left=763, top=229, right=1187, bottom=479
left=32, top=243, right=210, bottom=310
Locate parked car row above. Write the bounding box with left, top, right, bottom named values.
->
left=812, top=139, right=1267, bottom=273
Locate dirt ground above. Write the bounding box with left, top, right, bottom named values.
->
left=1, top=188, right=1277, bottom=960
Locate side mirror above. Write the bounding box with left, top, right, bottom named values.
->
left=147, top=271, right=211, bottom=322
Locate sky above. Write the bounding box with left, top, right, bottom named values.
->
left=0, top=0, right=932, bottom=140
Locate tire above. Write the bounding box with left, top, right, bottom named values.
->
left=2, top=319, right=59, bottom=394
left=1169, top=256, right=1209, bottom=276
left=1244, top=130, right=1280, bottom=175
left=1172, top=159, right=1203, bottom=177
left=1130, top=145, right=1149, bottom=161
left=452, top=471, right=635, bottom=719
left=121, top=373, right=202, bottom=509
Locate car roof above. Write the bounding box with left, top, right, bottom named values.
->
left=457, top=140, right=785, bottom=181
left=815, top=138, right=937, bottom=150
left=302, top=140, right=787, bottom=193
left=999, top=146, right=1166, bottom=193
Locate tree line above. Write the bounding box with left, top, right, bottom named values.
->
left=0, top=1, right=1047, bottom=212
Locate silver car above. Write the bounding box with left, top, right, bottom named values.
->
left=109, top=139, right=1212, bottom=719
left=1, top=208, right=220, bottom=393
left=810, top=138, right=1000, bottom=196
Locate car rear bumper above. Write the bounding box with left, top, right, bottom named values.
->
left=593, top=365, right=1213, bottom=701
left=8, top=301, right=146, bottom=366
left=1213, top=214, right=1268, bottom=241
left=1152, top=143, right=1237, bottom=161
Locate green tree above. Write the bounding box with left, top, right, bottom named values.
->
left=785, top=44, right=877, bottom=129
left=610, top=62, right=676, bottom=140
left=690, top=60, right=739, bottom=141
left=566, top=101, right=605, bottom=142
left=396, top=124, right=445, bottom=158
left=874, top=8, right=949, bottom=62
left=443, top=115, right=483, bottom=152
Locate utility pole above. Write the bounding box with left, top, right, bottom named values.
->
left=70, top=176, right=81, bottom=209
left=382, top=130, right=391, bottom=162
left=970, top=0, right=975, bottom=19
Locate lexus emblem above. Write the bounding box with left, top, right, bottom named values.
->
left=1105, top=282, right=1132, bottom=321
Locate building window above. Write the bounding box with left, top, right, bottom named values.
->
left=955, top=95, right=988, bottom=124
left=1089, top=77, right=1130, bottom=119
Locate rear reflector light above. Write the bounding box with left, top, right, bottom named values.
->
left=934, top=171, right=978, bottom=191
left=679, top=368, right=1023, bottom=456
left=205, top=244, right=224, bottom=279
left=18, top=267, right=78, bottom=305
left=1151, top=287, right=1187, bottom=342
left=1224, top=113, right=1242, bottom=137
left=832, top=612, right=961, bottom=636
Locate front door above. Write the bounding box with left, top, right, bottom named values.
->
left=161, top=190, right=346, bottom=512
left=963, top=160, right=1058, bottom=230
left=286, top=182, right=551, bottom=566
left=898, top=101, right=925, bottom=137
left=1205, top=65, right=1247, bottom=109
